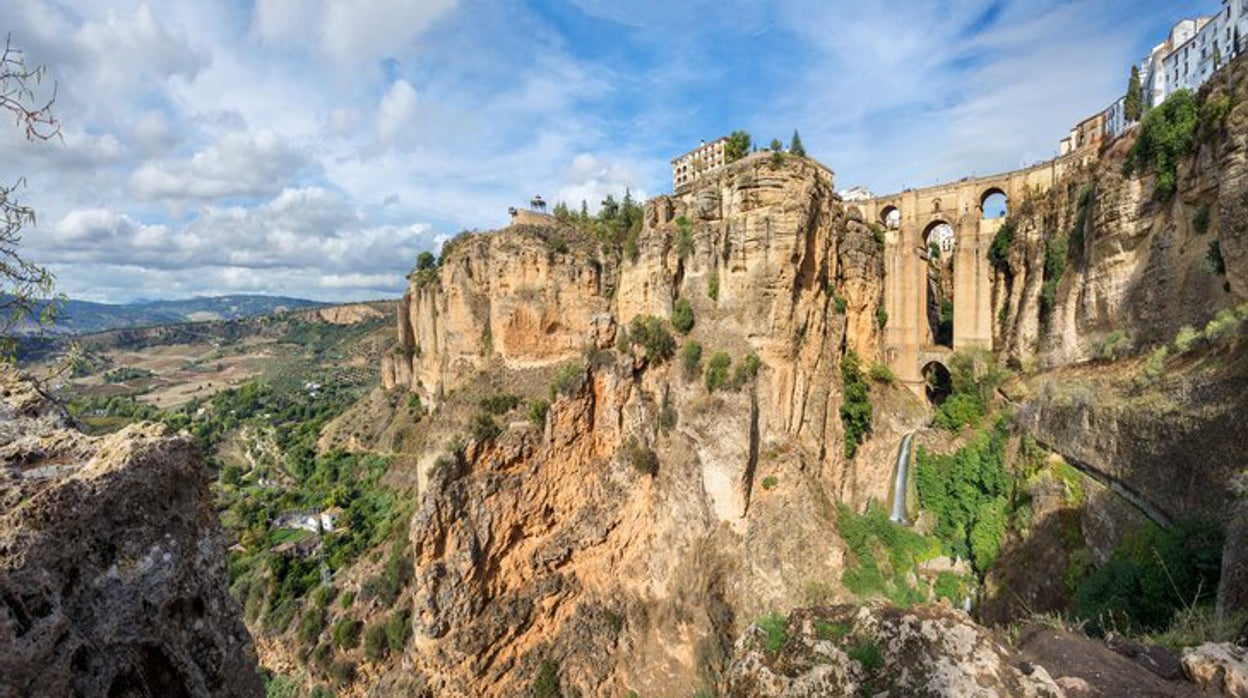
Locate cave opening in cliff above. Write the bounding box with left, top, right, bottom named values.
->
left=922, top=361, right=953, bottom=405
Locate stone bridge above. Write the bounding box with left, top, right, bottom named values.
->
left=855, top=153, right=1088, bottom=395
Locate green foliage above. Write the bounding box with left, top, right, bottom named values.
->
left=1128, top=89, right=1198, bottom=200
left=732, top=353, right=762, bottom=388
left=870, top=224, right=886, bottom=245
left=833, top=293, right=848, bottom=314
left=724, top=130, right=752, bottom=162
left=658, top=392, right=678, bottom=432
left=839, top=350, right=872, bottom=458
left=1040, top=234, right=1069, bottom=321
left=479, top=392, right=520, bottom=415
left=1174, top=325, right=1200, bottom=353
left=332, top=618, right=362, bottom=649
left=671, top=298, right=695, bottom=334
left=547, top=232, right=568, bottom=254
left=676, top=215, right=694, bottom=261
left=761, top=475, right=779, bottom=490
left=406, top=393, right=423, bottom=416
left=1194, top=204, right=1211, bottom=235
left=769, top=138, right=783, bottom=152
left=868, top=363, right=895, bottom=385
left=706, top=271, right=720, bottom=301
left=102, top=366, right=155, bottom=383
left=360, top=541, right=413, bottom=607
left=527, top=398, right=550, bottom=428
left=1204, top=302, right=1248, bottom=342
left=550, top=361, right=584, bottom=399
left=386, top=609, right=412, bottom=652
left=1098, top=331, right=1133, bottom=361
left=755, top=613, right=789, bottom=653
left=836, top=501, right=935, bottom=605
left=1076, top=520, right=1224, bottom=633
left=1125, top=65, right=1142, bottom=122
left=622, top=437, right=658, bottom=477
left=914, top=425, right=1011, bottom=574
left=848, top=639, right=883, bottom=671
left=470, top=412, right=501, bottom=443
left=265, top=674, right=300, bottom=698
left=415, top=251, right=437, bottom=271
left=789, top=130, right=806, bottom=158
left=1141, top=345, right=1170, bottom=381
left=363, top=621, right=389, bottom=661
left=532, top=660, right=562, bottom=698
left=813, top=619, right=850, bottom=641
left=987, top=219, right=1015, bottom=273
left=1199, top=91, right=1234, bottom=136
left=297, top=604, right=326, bottom=648
left=1206, top=239, right=1226, bottom=275
left=704, top=351, right=732, bottom=392
left=681, top=340, right=703, bottom=380
left=339, top=590, right=355, bottom=610
left=933, top=349, right=1009, bottom=432
left=629, top=315, right=676, bottom=364
left=934, top=570, right=965, bottom=603
left=875, top=305, right=888, bottom=328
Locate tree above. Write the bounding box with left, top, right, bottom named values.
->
left=724, top=130, right=751, bottom=162
left=1125, top=65, right=1142, bottom=122
left=769, top=138, right=783, bottom=152
left=415, top=251, right=436, bottom=271
left=789, top=130, right=806, bottom=158
left=1, top=36, right=62, bottom=352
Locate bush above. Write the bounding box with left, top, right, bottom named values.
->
left=550, top=362, right=584, bottom=399
left=658, top=393, right=678, bottom=432
left=676, top=216, right=694, bottom=261
left=704, top=352, right=732, bottom=392
left=915, top=425, right=1010, bottom=574
left=833, top=294, right=848, bottom=314
left=933, top=393, right=983, bottom=432
left=1128, top=89, right=1198, bottom=200
left=1075, top=519, right=1223, bottom=633
left=622, top=437, right=658, bottom=476
left=731, top=353, right=762, bottom=388
left=328, top=659, right=356, bottom=686
left=1098, top=331, right=1133, bottom=361
left=934, top=571, right=965, bottom=603
left=629, top=315, right=676, bottom=364
left=363, top=621, right=389, bottom=661
left=332, top=619, right=362, bottom=650
left=680, top=341, right=703, bottom=380
left=706, top=271, right=720, bottom=301
left=1141, top=346, right=1169, bottom=381
left=470, top=412, right=501, bottom=443
left=1204, top=304, right=1248, bottom=342
left=761, top=476, right=778, bottom=490
left=297, top=605, right=326, bottom=649
left=671, top=298, right=695, bottom=334
left=406, top=393, right=423, bottom=416
left=875, top=306, right=888, bottom=328
left=840, top=350, right=872, bottom=458
left=339, top=590, right=355, bottom=610
left=386, top=609, right=412, bottom=652
left=756, top=613, right=789, bottom=653
left=868, top=363, right=895, bottom=385
left=533, top=660, right=561, bottom=698
left=479, top=393, right=520, bottom=415
left=987, top=219, right=1015, bottom=272
left=1206, top=239, right=1226, bottom=275
left=1194, top=204, right=1211, bottom=235
left=527, top=398, right=550, bottom=428
left=836, top=501, right=935, bottom=604
left=848, top=639, right=883, bottom=671
left=1174, top=325, right=1200, bottom=353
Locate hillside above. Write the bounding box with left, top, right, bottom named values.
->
left=15, top=294, right=329, bottom=335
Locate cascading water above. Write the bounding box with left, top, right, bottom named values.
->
left=889, top=433, right=915, bottom=524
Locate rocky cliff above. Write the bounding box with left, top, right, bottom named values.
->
left=0, top=367, right=262, bottom=697
left=375, top=154, right=928, bottom=695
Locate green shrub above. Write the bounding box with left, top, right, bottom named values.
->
left=339, top=590, right=355, bottom=610
left=848, top=639, right=883, bottom=671
left=671, top=298, right=695, bottom=334
left=704, top=352, right=732, bottom=392
left=870, top=224, right=886, bottom=245
left=629, top=315, right=676, bottom=364
left=470, top=412, right=501, bottom=443
left=839, top=350, right=872, bottom=458
left=680, top=341, right=703, bottom=380
left=875, top=306, right=888, bottom=328
left=914, top=425, right=1010, bottom=574
left=332, top=618, right=362, bottom=649
left=760, top=475, right=779, bottom=490
left=833, top=294, right=848, bottom=314
left=406, top=393, right=423, bottom=416
left=1040, top=234, right=1069, bottom=321
left=1206, top=239, right=1226, bottom=275
left=1204, top=304, right=1247, bottom=342
left=328, top=659, right=356, bottom=686
left=676, top=216, right=694, bottom=261
left=756, top=613, right=789, bottom=653
left=1174, top=325, right=1200, bottom=353
left=987, top=219, right=1015, bottom=272
left=934, top=571, right=964, bottom=603
left=933, top=393, right=983, bottom=432
left=528, top=398, right=550, bottom=428
left=706, top=271, right=720, bottom=301
left=813, top=619, right=850, bottom=640
left=386, top=609, right=412, bottom=652
left=731, top=353, right=762, bottom=388
left=622, top=437, right=658, bottom=477
left=658, top=393, right=677, bottom=432
left=533, top=660, right=561, bottom=698
left=1075, top=519, right=1223, bottom=633
left=479, top=393, right=520, bottom=415
left=868, top=363, right=895, bottom=385
left=550, top=362, right=584, bottom=399
left=297, top=605, right=326, bottom=649
left=1142, top=346, right=1169, bottom=381
left=363, top=621, right=389, bottom=661
left=1128, top=89, right=1198, bottom=200
left=1098, top=331, right=1133, bottom=361
left=836, top=501, right=935, bottom=604
left=1194, top=204, right=1211, bottom=235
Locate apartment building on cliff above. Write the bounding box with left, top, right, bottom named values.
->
left=671, top=137, right=727, bottom=193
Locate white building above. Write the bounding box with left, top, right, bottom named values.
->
left=671, top=138, right=728, bottom=192
left=839, top=186, right=875, bottom=203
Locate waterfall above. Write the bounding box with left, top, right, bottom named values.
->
left=889, top=433, right=915, bottom=524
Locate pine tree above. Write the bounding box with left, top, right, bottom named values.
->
left=1125, top=65, right=1142, bottom=122
left=580, top=200, right=589, bottom=223
left=769, top=138, right=783, bottom=152
left=789, top=130, right=806, bottom=158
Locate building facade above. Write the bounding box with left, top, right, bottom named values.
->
left=671, top=137, right=727, bottom=192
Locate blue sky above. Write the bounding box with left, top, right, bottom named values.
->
left=0, top=0, right=1220, bottom=302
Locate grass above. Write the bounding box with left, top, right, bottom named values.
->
left=847, top=638, right=883, bottom=671
left=756, top=613, right=789, bottom=653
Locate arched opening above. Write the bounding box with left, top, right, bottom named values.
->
left=981, top=188, right=1008, bottom=219
left=923, top=220, right=955, bottom=348
left=922, top=361, right=953, bottom=405
left=880, top=205, right=901, bottom=230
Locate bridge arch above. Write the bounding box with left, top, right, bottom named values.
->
left=880, top=205, right=901, bottom=230
left=923, top=219, right=956, bottom=256
left=921, top=360, right=952, bottom=405
left=981, top=187, right=1008, bottom=219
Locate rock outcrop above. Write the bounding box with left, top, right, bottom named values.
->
left=0, top=367, right=262, bottom=697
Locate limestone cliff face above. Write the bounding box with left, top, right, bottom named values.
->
left=377, top=155, right=912, bottom=696
left=0, top=368, right=262, bottom=697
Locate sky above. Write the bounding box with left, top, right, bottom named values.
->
left=0, top=0, right=1221, bottom=303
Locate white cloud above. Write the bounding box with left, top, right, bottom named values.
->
left=129, top=129, right=315, bottom=203
left=378, top=80, right=419, bottom=146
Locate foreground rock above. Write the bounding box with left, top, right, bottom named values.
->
left=1183, top=643, right=1248, bottom=697
left=0, top=368, right=261, bottom=697
left=725, top=604, right=1063, bottom=697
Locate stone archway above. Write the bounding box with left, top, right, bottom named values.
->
left=921, top=361, right=953, bottom=405
left=981, top=188, right=1008, bottom=220
left=881, top=205, right=901, bottom=230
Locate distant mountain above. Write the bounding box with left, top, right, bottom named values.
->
left=16, top=295, right=326, bottom=335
